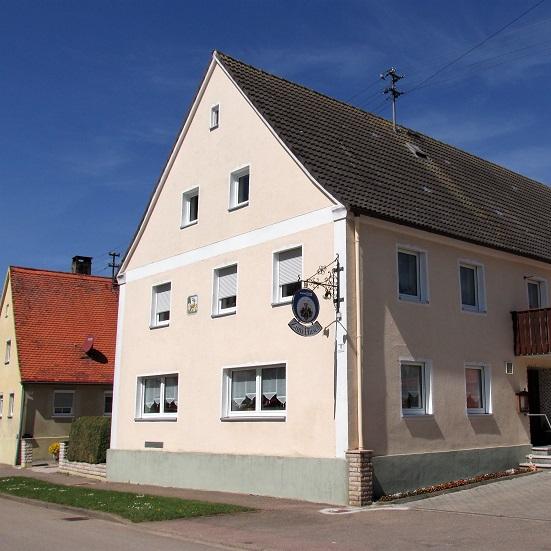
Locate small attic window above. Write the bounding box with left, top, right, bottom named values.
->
left=210, top=104, right=220, bottom=130
left=406, top=142, right=428, bottom=160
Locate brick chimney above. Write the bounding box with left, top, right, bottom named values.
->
left=71, top=256, right=92, bottom=275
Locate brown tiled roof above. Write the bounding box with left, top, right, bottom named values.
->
left=216, top=51, right=551, bottom=264
left=10, top=267, right=118, bottom=384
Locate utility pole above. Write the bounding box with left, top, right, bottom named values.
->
left=380, top=68, right=404, bottom=132
left=108, top=251, right=121, bottom=284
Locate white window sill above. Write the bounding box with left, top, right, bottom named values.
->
left=228, top=201, right=249, bottom=212
left=399, top=295, right=429, bottom=305
left=211, top=310, right=236, bottom=319
left=134, top=416, right=178, bottom=422
left=150, top=323, right=170, bottom=330
left=461, top=306, right=487, bottom=315
left=180, top=220, right=198, bottom=229
left=220, top=415, right=286, bottom=422
left=402, top=413, right=433, bottom=419
left=467, top=412, right=492, bottom=416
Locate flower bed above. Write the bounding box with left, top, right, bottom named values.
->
left=378, top=466, right=534, bottom=502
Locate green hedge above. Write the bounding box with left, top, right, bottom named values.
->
left=67, top=416, right=111, bottom=464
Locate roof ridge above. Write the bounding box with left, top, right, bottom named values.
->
left=10, top=266, right=112, bottom=281
left=215, top=50, right=549, bottom=190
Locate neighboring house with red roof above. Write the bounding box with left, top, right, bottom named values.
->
left=0, top=257, right=117, bottom=465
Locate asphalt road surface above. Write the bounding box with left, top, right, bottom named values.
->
left=0, top=498, right=227, bottom=551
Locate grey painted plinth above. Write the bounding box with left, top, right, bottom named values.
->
left=372, top=444, right=532, bottom=498
left=108, top=449, right=348, bottom=505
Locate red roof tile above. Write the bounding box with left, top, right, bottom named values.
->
left=10, top=267, right=118, bottom=384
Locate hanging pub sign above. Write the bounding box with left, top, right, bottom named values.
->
left=288, top=288, right=323, bottom=337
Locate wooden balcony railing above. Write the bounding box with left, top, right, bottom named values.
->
left=512, top=308, right=551, bottom=356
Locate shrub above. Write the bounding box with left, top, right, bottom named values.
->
left=67, top=416, right=111, bottom=464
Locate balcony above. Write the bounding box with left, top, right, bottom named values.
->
left=512, top=308, right=551, bottom=356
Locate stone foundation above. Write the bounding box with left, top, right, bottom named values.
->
left=58, top=442, right=106, bottom=480
left=20, top=438, right=33, bottom=467
left=346, top=449, right=373, bottom=506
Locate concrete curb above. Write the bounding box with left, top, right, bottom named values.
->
left=0, top=492, right=130, bottom=524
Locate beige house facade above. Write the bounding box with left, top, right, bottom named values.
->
left=109, top=51, right=551, bottom=504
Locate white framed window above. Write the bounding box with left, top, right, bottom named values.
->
left=181, top=187, right=199, bottom=228
left=151, top=282, right=171, bottom=328
left=273, top=247, right=302, bottom=304
left=397, top=247, right=428, bottom=303
left=229, top=167, right=250, bottom=210
left=104, top=391, right=113, bottom=416
left=0, top=394, right=3, bottom=418
left=400, top=360, right=431, bottom=416
left=527, top=278, right=548, bottom=309
left=213, top=265, right=237, bottom=316
left=8, top=393, right=14, bottom=418
left=136, top=374, right=178, bottom=419
left=465, top=364, right=491, bottom=414
left=4, top=340, right=11, bottom=364
left=53, top=390, right=74, bottom=417
left=459, top=261, right=486, bottom=312
left=222, top=364, right=286, bottom=419
left=210, top=104, right=220, bottom=130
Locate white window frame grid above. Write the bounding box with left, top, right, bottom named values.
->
left=151, top=282, right=171, bottom=328
left=103, top=391, right=113, bottom=416
left=465, top=363, right=492, bottom=415
left=212, top=264, right=238, bottom=317
left=458, top=260, right=486, bottom=313
left=399, top=359, right=432, bottom=417
left=221, top=362, right=287, bottom=421
left=210, top=103, right=220, bottom=130
left=4, top=339, right=11, bottom=364
left=136, top=374, right=179, bottom=420
left=396, top=245, right=429, bottom=303
left=8, top=393, right=14, bottom=418
left=52, top=390, right=74, bottom=417
left=0, top=393, right=3, bottom=418
left=228, top=165, right=250, bottom=211
left=526, top=277, right=548, bottom=309
left=272, top=245, right=303, bottom=305
left=181, top=187, right=199, bottom=228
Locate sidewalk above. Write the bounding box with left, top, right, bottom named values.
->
left=2, top=464, right=551, bottom=551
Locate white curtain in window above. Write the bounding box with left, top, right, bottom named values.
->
left=218, top=266, right=237, bottom=299
left=144, top=378, right=161, bottom=410
left=262, top=367, right=286, bottom=403
left=165, top=376, right=178, bottom=406
left=278, top=248, right=302, bottom=286
left=156, top=284, right=171, bottom=314
left=231, top=370, right=256, bottom=406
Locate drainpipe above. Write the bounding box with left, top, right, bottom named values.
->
left=354, top=215, right=364, bottom=450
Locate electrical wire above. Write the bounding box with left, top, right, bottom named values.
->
left=407, top=0, right=548, bottom=94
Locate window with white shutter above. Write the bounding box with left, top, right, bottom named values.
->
left=214, top=265, right=237, bottom=315
left=274, top=247, right=302, bottom=303
left=151, top=283, right=171, bottom=327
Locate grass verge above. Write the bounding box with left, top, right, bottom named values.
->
left=0, top=476, right=252, bottom=522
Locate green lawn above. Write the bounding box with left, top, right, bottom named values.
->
left=0, top=477, right=252, bottom=523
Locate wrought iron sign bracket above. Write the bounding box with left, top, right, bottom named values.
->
left=300, top=254, right=344, bottom=315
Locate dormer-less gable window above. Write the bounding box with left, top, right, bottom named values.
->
left=4, top=340, right=11, bottom=364
left=151, top=283, right=171, bottom=328
left=210, top=104, right=220, bottom=130
left=181, top=187, right=199, bottom=228
left=229, top=167, right=250, bottom=210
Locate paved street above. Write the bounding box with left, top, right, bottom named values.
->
left=3, top=467, right=551, bottom=550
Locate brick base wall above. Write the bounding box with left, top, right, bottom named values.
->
left=58, top=442, right=106, bottom=480
left=346, top=449, right=373, bottom=506
left=20, top=439, right=33, bottom=467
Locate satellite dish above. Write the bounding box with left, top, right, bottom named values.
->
left=82, top=336, right=94, bottom=354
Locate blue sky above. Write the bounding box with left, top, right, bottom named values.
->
left=1, top=0, right=550, bottom=277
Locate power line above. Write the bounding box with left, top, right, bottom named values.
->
left=407, top=0, right=548, bottom=94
